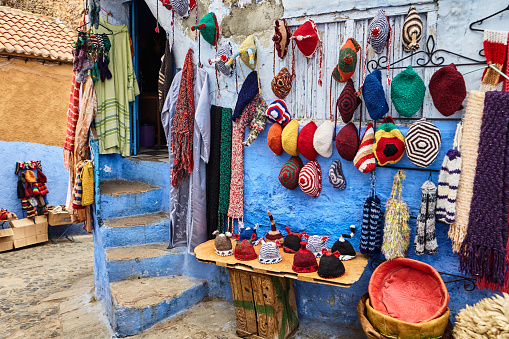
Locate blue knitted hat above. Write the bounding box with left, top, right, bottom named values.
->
left=362, top=69, right=389, bottom=120
left=232, top=71, right=259, bottom=121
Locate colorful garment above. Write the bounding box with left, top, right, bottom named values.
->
left=63, top=74, right=81, bottom=170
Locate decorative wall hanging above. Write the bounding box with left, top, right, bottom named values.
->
left=402, top=6, right=423, bottom=52
left=291, top=19, right=323, bottom=86
left=313, top=120, right=335, bottom=158
left=332, top=38, right=361, bottom=82
left=405, top=118, right=441, bottom=168
left=299, top=160, right=322, bottom=198
left=267, top=123, right=283, bottom=156
left=414, top=180, right=438, bottom=256
left=279, top=156, right=304, bottom=190
left=429, top=63, right=466, bottom=117
left=227, top=35, right=258, bottom=70
left=297, top=121, right=318, bottom=161
left=266, top=99, right=291, bottom=126
left=328, top=159, right=346, bottom=190
left=362, top=69, right=389, bottom=120
left=354, top=123, right=376, bottom=173
left=335, top=122, right=359, bottom=161
left=373, top=117, right=405, bottom=166
left=390, top=65, right=425, bottom=117
left=281, top=119, right=299, bottom=156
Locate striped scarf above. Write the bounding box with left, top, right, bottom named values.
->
left=171, top=49, right=195, bottom=188
left=64, top=74, right=81, bottom=170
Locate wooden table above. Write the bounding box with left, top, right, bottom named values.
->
left=194, top=240, right=369, bottom=339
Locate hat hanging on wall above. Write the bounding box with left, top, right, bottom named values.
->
left=299, top=160, right=322, bottom=198
left=170, top=0, right=194, bottom=19
left=232, top=71, right=259, bottom=121
left=405, top=118, right=441, bottom=168
left=271, top=68, right=295, bottom=99
left=354, top=123, right=376, bottom=173
left=391, top=65, right=425, bottom=117
left=291, top=19, right=324, bottom=86
left=332, top=38, right=361, bottom=82
left=362, top=69, right=389, bottom=121
left=329, top=159, right=347, bottom=190
left=273, top=19, right=291, bottom=59
left=429, top=63, right=466, bottom=117
left=191, top=12, right=219, bottom=46
left=335, top=122, right=360, bottom=161
left=267, top=123, right=284, bottom=156
left=337, top=78, right=361, bottom=123
left=297, top=121, right=318, bottom=161
left=266, top=99, right=291, bottom=126
left=313, top=120, right=335, bottom=158
left=227, top=35, right=258, bottom=70
left=402, top=6, right=423, bottom=52
left=279, top=156, right=304, bottom=190
left=369, top=9, right=391, bottom=54
left=283, top=227, right=306, bottom=253
left=209, top=42, right=234, bottom=76
left=282, top=119, right=299, bottom=156
left=373, top=116, right=405, bottom=166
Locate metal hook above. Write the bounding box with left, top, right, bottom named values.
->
left=469, top=5, right=509, bottom=32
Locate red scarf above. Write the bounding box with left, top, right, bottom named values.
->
left=64, top=73, right=81, bottom=170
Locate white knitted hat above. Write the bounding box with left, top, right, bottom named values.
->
left=313, top=120, right=335, bottom=158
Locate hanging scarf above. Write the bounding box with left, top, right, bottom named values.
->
left=459, top=91, right=509, bottom=287
left=449, top=91, right=485, bottom=252
left=480, top=30, right=508, bottom=92
left=171, top=48, right=195, bottom=188
left=414, top=180, right=438, bottom=256
left=381, top=170, right=410, bottom=260
left=218, top=107, right=233, bottom=233
left=359, top=172, right=383, bottom=256
left=64, top=74, right=81, bottom=170
left=74, top=76, right=97, bottom=162
left=158, top=39, right=175, bottom=114
left=206, top=105, right=223, bottom=239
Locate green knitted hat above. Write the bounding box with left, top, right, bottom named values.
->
left=390, top=65, right=425, bottom=117
left=332, top=38, right=361, bottom=82
left=191, top=12, right=219, bottom=46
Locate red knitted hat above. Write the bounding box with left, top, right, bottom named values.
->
left=428, top=63, right=466, bottom=117
left=267, top=123, right=284, bottom=155
left=291, top=19, right=323, bottom=86
left=234, top=239, right=258, bottom=261
left=335, top=122, right=359, bottom=161
left=292, top=241, right=318, bottom=273
left=298, top=160, right=322, bottom=198
left=297, top=121, right=318, bottom=161
left=337, top=79, right=361, bottom=123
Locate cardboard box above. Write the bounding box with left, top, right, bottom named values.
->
left=36, top=234, right=48, bottom=242
left=13, top=238, right=27, bottom=248
left=34, top=216, right=48, bottom=235
left=48, top=211, right=72, bottom=226
left=9, top=217, right=48, bottom=249
left=25, top=236, right=37, bottom=246
left=0, top=228, right=14, bottom=252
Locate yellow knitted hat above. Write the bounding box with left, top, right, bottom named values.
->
left=282, top=119, right=299, bottom=156
left=227, top=35, right=258, bottom=70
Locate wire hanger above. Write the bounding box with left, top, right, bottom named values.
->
left=469, top=5, right=509, bottom=32
left=76, top=21, right=114, bottom=35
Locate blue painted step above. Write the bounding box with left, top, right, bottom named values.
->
left=100, top=180, right=163, bottom=219
left=101, top=212, right=169, bottom=248
left=105, top=243, right=185, bottom=282
left=110, top=275, right=208, bottom=336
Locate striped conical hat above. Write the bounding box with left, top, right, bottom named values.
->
left=405, top=118, right=441, bottom=168
left=299, top=160, right=322, bottom=198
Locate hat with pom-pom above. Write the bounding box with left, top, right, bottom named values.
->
left=297, top=121, right=318, bottom=161
left=265, top=211, right=284, bottom=244
left=209, top=42, right=234, bottom=76
left=232, top=71, right=259, bottom=121
left=369, top=9, right=391, bottom=54
left=283, top=227, right=306, bottom=253
left=329, top=159, right=347, bottom=190
left=282, top=119, right=299, bottom=156
left=291, top=19, right=323, bottom=86
left=373, top=116, right=405, bottom=166
left=337, top=78, right=361, bottom=123
left=234, top=238, right=258, bottom=261
left=299, top=160, right=322, bottom=198
left=313, top=120, right=335, bottom=158
left=213, top=231, right=234, bottom=257
left=391, top=65, right=425, bottom=117
left=292, top=241, right=318, bottom=273
left=267, top=123, right=283, bottom=155
left=362, top=69, right=389, bottom=121
left=335, top=122, right=359, bottom=161
left=331, top=225, right=357, bottom=260
left=259, top=240, right=283, bottom=264
left=273, top=19, right=291, bottom=59
left=318, top=249, right=346, bottom=279
left=238, top=224, right=259, bottom=242
left=279, top=156, right=304, bottom=190
left=191, top=12, right=219, bottom=46
left=304, top=234, right=329, bottom=258
left=227, top=35, right=258, bottom=70
left=354, top=123, right=376, bottom=173
left=266, top=99, right=291, bottom=126
left=332, top=38, right=361, bottom=82
left=429, top=63, right=466, bottom=117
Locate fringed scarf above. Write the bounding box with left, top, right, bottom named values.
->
left=171, top=48, right=195, bottom=188
left=206, top=105, right=223, bottom=239
left=414, top=180, right=438, bottom=256
left=218, top=107, right=233, bottom=233
left=64, top=73, right=81, bottom=171
left=459, top=91, right=509, bottom=287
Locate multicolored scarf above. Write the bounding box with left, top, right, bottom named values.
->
left=64, top=74, right=81, bottom=170
left=171, top=48, right=195, bottom=188
left=480, top=30, right=508, bottom=92
left=206, top=106, right=223, bottom=239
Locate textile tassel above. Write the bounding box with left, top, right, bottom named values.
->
left=414, top=180, right=438, bottom=256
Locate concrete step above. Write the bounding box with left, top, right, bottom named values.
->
left=100, top=180, right=164, bottom=219
left=109, top=275, right=207, bottom=336
left=105, top=243, right=184, bottom=282
left=101, top=212, right=169, bottom=248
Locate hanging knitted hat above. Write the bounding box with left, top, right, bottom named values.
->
left=318, top=249, right=345, bottom=279
left=369, top=9, right=391, bottom=54
left=283, top=227, right=305, bottom=253
left=429, top=64, right=466, bottom=116
left=232, top=71, right=259, bottom=121
left=36, top=169, right=47, bottom=184
left=313, top=120, right=335, bottom=158
left=271, top=68, right=295, bottom=99
left=279, top=156, right=304, bottom=190
left=299, top=160, right=322, bottom=198
left=273, top=19, right=291, bottom=59
left=405, top=118, right=441, bottom=168
left=259, top=240, right=283, bottom=264
left=266, top=99, right=291, bottom=126
left=243, top=97, right=268, bottom=147
left=335, top=122, right=360, bottom=161
left=282, top=119, right=299, bottom=156
left=303, top=234, right=329, bottom=258
left=292, top=241, right=318, bottom=273
left=170, top=0, right=191, bottom=19
left=265, top=210, right=284, bottom=244
left=297, top=121, right=318, bottom=161
left=332, top=38, right=361, bottom=82
left=402, top=6, right=423, bottom=52
left=391, top=65, right=425, bottom=117
left=354, top=123, right=376, bottom=173
left=25, top=170, right=36, bottom=183
left=234, top=238, right=258, bottom=261
left=337, top=79, right=361, bottom=123
left=329, top=159, right=346, bottom=190
left=267, top=123, right=283, bottom=155
left=373, top=116, right=405, bottom=166
left=359, top=185, right=384, bottom=256
left=227, top=35, right=258, bottom=70
left=291, top=19, right=323, bottom=86
left=209, top=42, right=234, bottom=76
left=213, top=231, right=234, bottom=256
left=362, top=69, right=389, bottom=121
left=414, top=180, right=438, bottom=256
left=191, top=12, right=219, bottom=46
left=332, top=225, right=357, bottom=260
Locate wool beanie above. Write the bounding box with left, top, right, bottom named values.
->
left=292, top=241, right=318, bottom=273
left=36, top=169, right=47, bottom=184
left=337, top=79, right=361, bottom=123
left=265, top=210, right=284, bottom=244
left=313, top=120, right=335, bottom=158
left=209, top=42, right=234, bottom=76
left=234, top=239, right=257, bottom=261
left=402, top=6, right=423, bottom=52
left=243, top=97, right=268, bottom=147
left=191, top=12, right=219, bottom=46
left=429, top=64, right=466, bottom=117
left=259, top=241, right=282, bottom=264
left=279, top=156, right=304, bottom=190
left=273, top=19, right=291, bottom=59
left=373, top=116, right=405, bottom=166
left=332, top=225, right=357, bottom=260
left=369, top=9, right=391, bottom=54
left=299, top=160, right=322, bottom=198
left=335, top=122, right=360, bottom=161
left=170, top=0, right=191, bottom=18
left=362, top=69, right=389, bottom=120
left=227, top=35, right=258, bottom=70
left=318, top=249, right=345, bottom=279
left=291, top=19, right=323, bottom=86
left=297, top=121, right=318, bottom=161
left=391, top=65, right=425, bottom=117
left=332, top=38, right=361, bottom=82
left=329, top=159, right=347, bottom=190
left=213, top=231, right=234, bottom=256
left=304, top=234, right=329, bottom=258
left=354, top=123, right=376, bottom=173
left=436, top=149, right=462, bottom=224
left=266, top=99, right=291, bottom=126
left=267, top=123, right=283, bottom=155
left=232, top=71, right=259, bottom=121
left=405, top=118, right=441, bottom=168
left=271, top=68, right=294, bottom=100
left=283, top=227, right=305, bottom=253
left=282, top=119, right=299, bottom=156
left=25, top=170, right=36, bottom=183
left=238, top=224, right=258, bottom=242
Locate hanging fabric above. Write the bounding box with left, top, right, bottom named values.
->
left=480, top=30, right=508, bottom=92
left=63, top=74, right=81, bottom=171
left=158, top=39, right=175, bottom=114
left=414, top=180, right=438, bottom=256
left=218, top=107, right=233, bottom=233
left=359, top=171, right=384, bottom=256
left=206, top=106, right=223, bottom=238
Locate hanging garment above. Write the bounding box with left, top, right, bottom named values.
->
left=381, top=170, right=410, bottom=260
left=414, top=180, right=438, bottom=256
left=74, top=76, right=97, bottom=161
left=63, top=74, right=81, bottom=170
left=161, top=56, right=210, bottom=254
left=359, top=174, right=384, bottom=256
left=206, top=105, right=223, bottom=239
left=94, top=18, right=140, bottom=157
left=158, top=39, right=175, bottom=114
left=218, top=107, right=233, bottom=233
left=480, top=30, right=508, bottom=92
